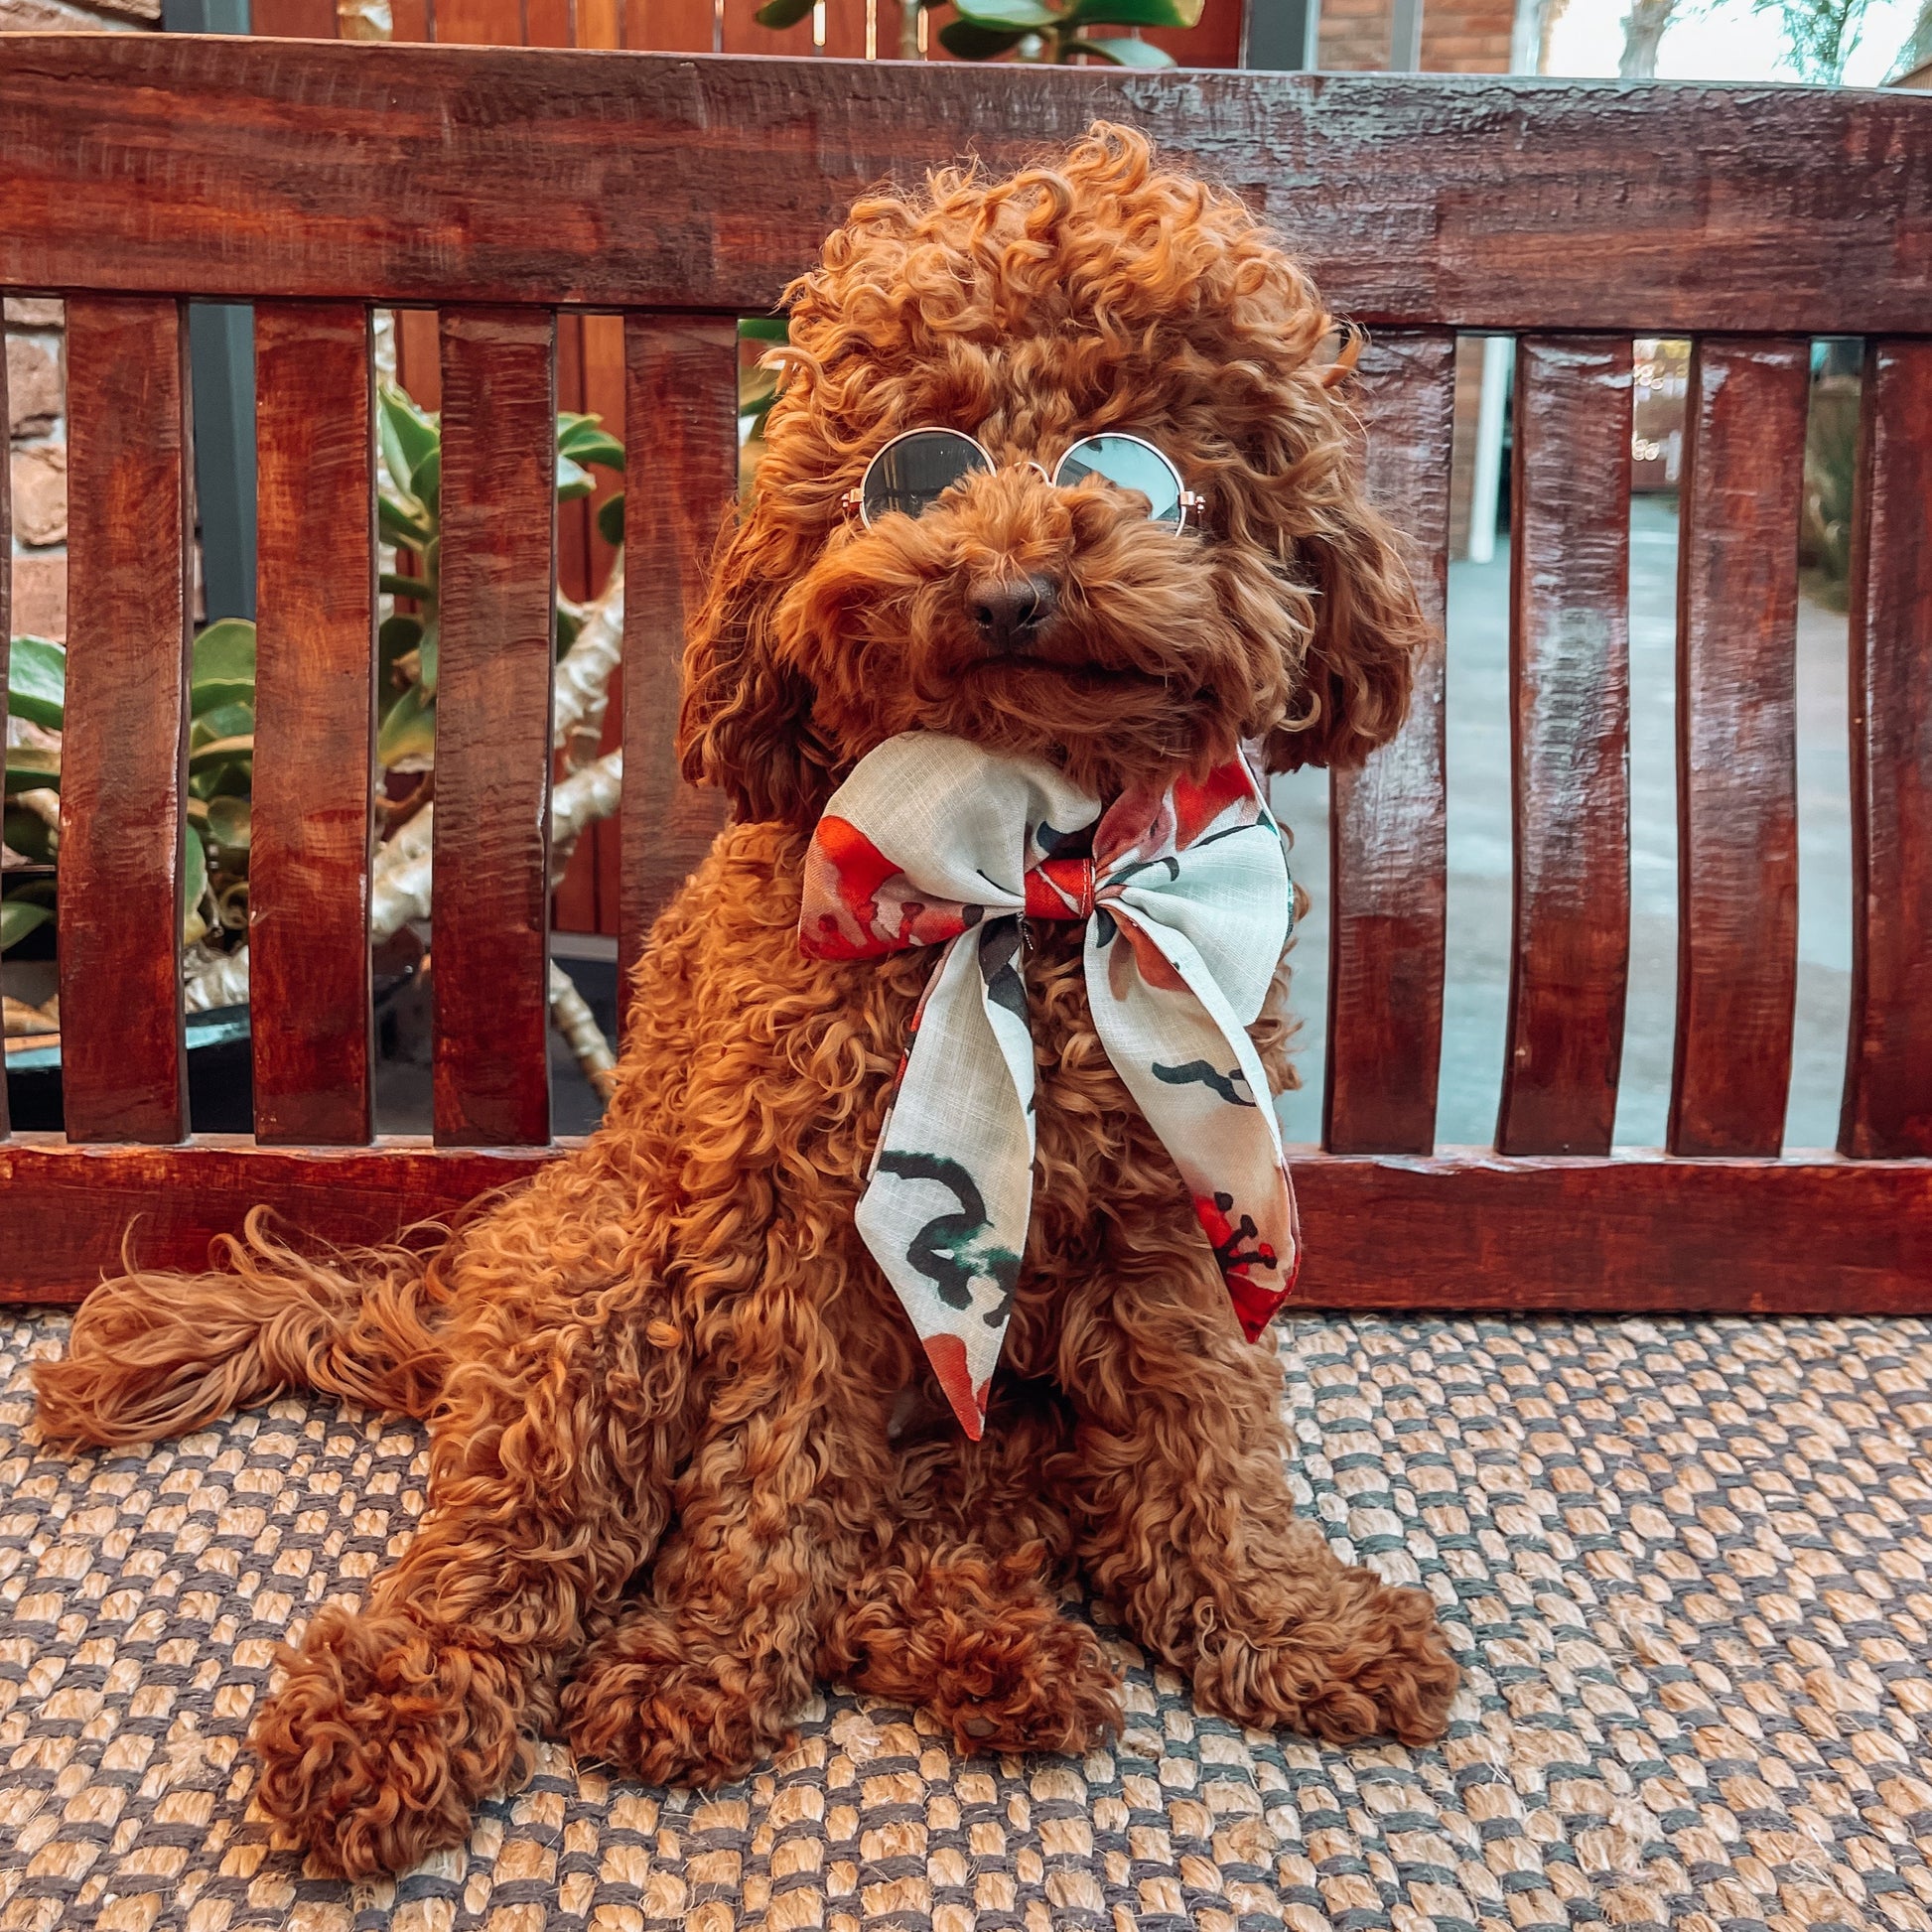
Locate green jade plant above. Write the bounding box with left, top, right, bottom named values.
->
left=3, top=379, right=632, bottom=1087
left=755, top=0, right=1203, bottom=66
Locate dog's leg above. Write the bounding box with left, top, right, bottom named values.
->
left=249, top=1308, right=664, bottom=1877
left=1049, top=1250, right=1459, bottom=1748
left=817, top=1391, right=1121, bottom=1755
left=560, top=1387, right=846, bottom=1785
left=820, top=1538, right=1123, bottom=1756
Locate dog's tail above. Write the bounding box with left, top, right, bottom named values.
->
left=34, top=1207, right=454, bottom=1448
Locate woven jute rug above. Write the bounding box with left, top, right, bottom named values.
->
left=2, top=1309, right=1930, bottom=1932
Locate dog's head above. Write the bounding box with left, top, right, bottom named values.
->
left=679, top=122, right=1427, bottom=825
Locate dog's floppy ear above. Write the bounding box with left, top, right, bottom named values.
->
left=1260, top=340, right=1431, bottom=774
left=677, top=496, right=835, bottom=826
left=1264, top=491, right=1428, bottom=773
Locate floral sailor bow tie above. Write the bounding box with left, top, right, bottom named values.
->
left=798, top=732, right=1301, bottom=1440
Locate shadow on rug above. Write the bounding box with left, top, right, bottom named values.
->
left=2, top=1311, right=1929, bottom=1932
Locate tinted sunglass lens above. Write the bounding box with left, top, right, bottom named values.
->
left=861, top=431, right=992, bottom=523
left=1054, top=435, right=1186, bottom=527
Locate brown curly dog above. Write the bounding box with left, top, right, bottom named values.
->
left=36, top=123, right=1458, bottom=1877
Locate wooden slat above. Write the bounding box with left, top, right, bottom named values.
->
left=721, top=0, right=806, bottom=55
left=1497, top=336, right=1633, bottom=1158
left=251, top=303, right=378, bottom=1146
left=821, top=0, right=870, bottom=59
left=626, top=0, right=715, bottom=48
left=8, top=1135, right=1932, bottom=1311
left=394, top=309, right=442, bottom=413
left=1322, top=330, right=1454, bottom=1157
left=619, top=313, right=735, bottom=994
left=577, top=0, right=622, bottom=48
left=1669, top=338, right=1808, bottom=1158
left=59, top=298, right=193, bottom=1146
left=3, top=41, right=1929, bottom=332
left=1142, top=0, right=1241, bottom=66
left=433, top=308, right=557, bottom=1147
left=248, top=0, right=339, bottom=32
left=1842, top=340, right=1932, bottom=1160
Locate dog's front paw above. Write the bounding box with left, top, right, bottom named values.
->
left=825, top=1548, right=1125, bottom=1758
left=251, top=1606, right=528, bottom=1876
left=1195, top=1574, right=1459, bottom=1748
left=927, top=1606, right=1125, bottom=1758
left=563, top=1613, right=796, bottom=1786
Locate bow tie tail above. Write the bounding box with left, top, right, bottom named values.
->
left=1084, top=905, right=1301, bottom=1339
left=851, top=922, right=1040, bottom=1440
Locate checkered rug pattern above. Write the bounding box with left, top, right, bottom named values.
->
left=2, top=1309, right=1930, bottom=1932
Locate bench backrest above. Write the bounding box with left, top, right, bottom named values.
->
left=3, top=36, right=1930, bottom=1303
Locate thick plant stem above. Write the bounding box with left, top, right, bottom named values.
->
left=552, top=562, right=624, bottom=769
left=183, top=751, right=625, bottom=1015
left=549, top=961, right=616, bottom=1101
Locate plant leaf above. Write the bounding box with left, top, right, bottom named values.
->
left=597, top=492, right=625, bottom=548
left=1062, top=29, right=1173, bottom=61
left=556, top=453, right=594, bottom=501
left=3, top=804, right=55, bottom=864
left=191, top=701, right=255, bottom=753
left=189, top=733, right=254, bottom=775
left=378, top=379, right=440, bottom=481
left=954, top=0, right=1059, bottom=24
left=191, top=618, right=257, bottom=715
left=6, top=634, right=66, bottom=730
left=739, top=317, right=790, bottom=343
left=558, top=418, right=625, bottom=469
left=417, top=625, right=439, bottom=697
left=379, top=490, right=433, bottom=547
left=380, top=572, right=437, bottom=602
left=411, top=446, right=442, bottom=519
left=376, top=680, right=437, bottom=768
left=564, top=430, right=625, bottom=473
left=4, top=746, right=60, bottom=794
left=755, top=0, right=816, bottom=22
left=378, top=615, right=423, bottom=710
left=939, top=16, right=1030, bottom=54
left=206, top=794, right=252, bottom=860
left=1065, top=0, right=1198, bottom=24
left=0, top=898, right=51, bottom=952
left=184, top=820, right=209, bottom=945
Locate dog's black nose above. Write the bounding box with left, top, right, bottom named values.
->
left=969, top=574, right=1058, bottom=654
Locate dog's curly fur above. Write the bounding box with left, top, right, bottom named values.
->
left=35, top=124, right=1457, bottom=1877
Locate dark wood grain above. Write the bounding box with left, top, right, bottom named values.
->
left=1323, top=330, right=1454, bottom=1157
left=251, top=303, right=378, bottom=1146
left=433, top=308, right=557, bottom=1147
left=2, top=39, right=1929, bottom=331
left=7, top=1135, right=1932, bottom=1311
left=59, top=298, right=193, bottom=1146
left=1669, top=338, right=1808, bottom=1159
left=1498, top=336, right=1633, bottom=1159
left=1842, top=340, right=1932, bottom=1160
left=620, top=313, right=735, bottom=996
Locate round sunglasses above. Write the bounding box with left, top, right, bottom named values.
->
left=844, top=427, right=1204, bottom=532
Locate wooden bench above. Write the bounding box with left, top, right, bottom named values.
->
left=3, top=34, right=1929, bottom=1309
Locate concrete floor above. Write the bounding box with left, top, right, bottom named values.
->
left=1273, top=492, right=1854, bottom=1153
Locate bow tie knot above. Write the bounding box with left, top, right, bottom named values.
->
left=1023, top=855, right=1098, bottom=922
left=799, top=733, right=1301, bottom=1439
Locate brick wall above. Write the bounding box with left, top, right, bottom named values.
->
left=6, top=301, right=68, bottom=641
left=1318, top=0, right=1516, bottom=72
left=6, top=0, right=159, bottom=643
